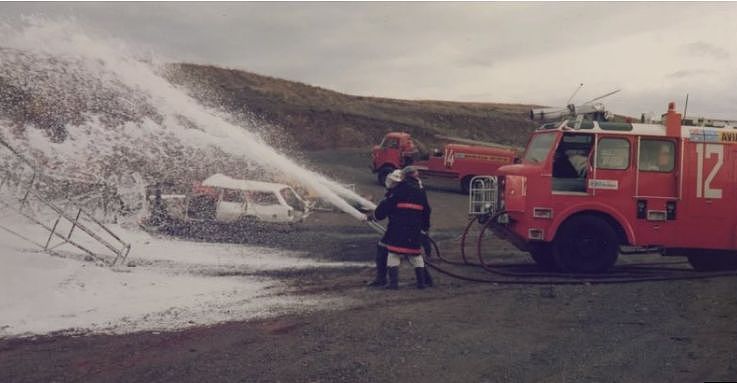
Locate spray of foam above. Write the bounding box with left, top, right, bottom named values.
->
left=1, top=18, right=376, bottom=219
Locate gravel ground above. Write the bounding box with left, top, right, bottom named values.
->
left=2, top=275, right=736, bottom=383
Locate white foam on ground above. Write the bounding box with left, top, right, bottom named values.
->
left=0, top=221, right=366, bottom=339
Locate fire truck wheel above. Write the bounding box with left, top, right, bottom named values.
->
left=529, top=244, right=558, bottom=271
left=377, top=166, right=395, bottom=186
left=553, top=215, right=619, bottom=273
left=687, top=252, right=737, bottom=272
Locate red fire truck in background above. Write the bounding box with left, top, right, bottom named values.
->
left=371, top=132, right=518, bottom=193
left=471, top=102, right=737, bottom=273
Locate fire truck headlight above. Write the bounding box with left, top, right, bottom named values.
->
left=533, top=207, right=553, bottom=219
left=528, top=228, right=544, bottom=240
left=497, top=213, right=510, bottom=224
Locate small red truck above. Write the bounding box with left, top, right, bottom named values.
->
left=371, top=132, right=518, bottom=193
left=471, top=102, right=737, bottom=273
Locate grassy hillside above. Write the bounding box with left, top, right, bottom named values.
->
left=164, top=63, right=539, bottom=151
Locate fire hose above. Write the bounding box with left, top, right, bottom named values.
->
left=364, top=214, right=737, bottom=285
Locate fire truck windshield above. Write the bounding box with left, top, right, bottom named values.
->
left=523, top=132, right=556, bottom=164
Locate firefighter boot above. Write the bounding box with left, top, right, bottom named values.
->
left=414, top=267, right=426, bottom=290
left=423, top=267, right=434, bottom=287
left=386, top=267, right=399, bottom=290
left=367, top=245, right=388, bottom=287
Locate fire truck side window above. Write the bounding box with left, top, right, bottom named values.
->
left=639, top=140, right=675, bottom=172
left=552, top=133, right=593, bottom=192
left=553, top=133, right=593, bottom=178
left=597, top=138, right=630, bottom=170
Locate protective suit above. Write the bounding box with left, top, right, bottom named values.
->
left=373, top=167, right=432, bottom=289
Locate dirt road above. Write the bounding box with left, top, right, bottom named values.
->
left=2, top=276, right=736, bottom=382
left=1, top=150, right=736, bottom=382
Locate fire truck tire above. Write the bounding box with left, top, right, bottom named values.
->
left=460, top=176, right=474, bottom=195
left=687, top=252, right=737, bottom=272
left=553, top=215, right=619, bottom=273
left=529, top=244, right=558, bottom=271
left=377, top=166, right=395, bottom=186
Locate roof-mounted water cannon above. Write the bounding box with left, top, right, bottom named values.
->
left=529, top=86, right=621, bottom=123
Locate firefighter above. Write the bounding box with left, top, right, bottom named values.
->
left=566, top=150, right=589, bottom=177
left=656, top=144, right=674, bottom=171
left=642, top=143, right=674, bottom=172
left=372, top=166, right=432, bottom=290
left=367, top=169, right=403, bottom=287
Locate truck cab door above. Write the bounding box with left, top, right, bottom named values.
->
left=634, top=138, right=679, bottom=244
left=551, top=132, right=593, bottom=193
left=588, top=136, right=633, bottom=199
left=380, top=137, right=402, bottom=167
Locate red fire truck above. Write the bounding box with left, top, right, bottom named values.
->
left=472, top=102, right=737, bottom=273
left=371, top=132, right=518, bottom=193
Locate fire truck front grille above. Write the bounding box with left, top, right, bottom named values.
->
left=468, top=176, right=499, bottom=216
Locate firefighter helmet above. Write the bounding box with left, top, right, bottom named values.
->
left=385, top=169, right=403, bottom=189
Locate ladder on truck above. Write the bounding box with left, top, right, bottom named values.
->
left=0, top=136, right=131, bottom=266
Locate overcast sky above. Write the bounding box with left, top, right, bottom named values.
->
left=2, top=2, right=736, bottom=119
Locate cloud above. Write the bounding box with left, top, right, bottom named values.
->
left=681, top=41, right=730, bottom=60
left=0, top=2, right=736, bottom=119
left=666, top=69, right=716, bottom=79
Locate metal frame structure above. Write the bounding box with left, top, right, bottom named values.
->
left=468, top=175, right=498, bottom=216
left=0, top=136, right=131, bottom=266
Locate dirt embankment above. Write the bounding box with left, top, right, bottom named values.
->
left=164, top=63, right=539, bottom=151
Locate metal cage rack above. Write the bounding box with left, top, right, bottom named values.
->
left=0, top=137, right=131, bottom=266
left=468, top=176, right=498, bottom=217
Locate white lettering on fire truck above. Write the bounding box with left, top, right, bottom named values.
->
left=696, top=143, right=724, bottom=199
left=458, top=153, right=511, bottom=163
left=587, top=179, right=619, bottom=190
left=443, top=151, right=509, bottom=167
left=444, top=148, right=455, bottom=167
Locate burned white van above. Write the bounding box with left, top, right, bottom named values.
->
left=199, top=174, right=309, bottom=224
left=151, top=174, right=310, bottom=225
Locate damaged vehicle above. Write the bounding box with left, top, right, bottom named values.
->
left=147, top=174, right=311, bottom=227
